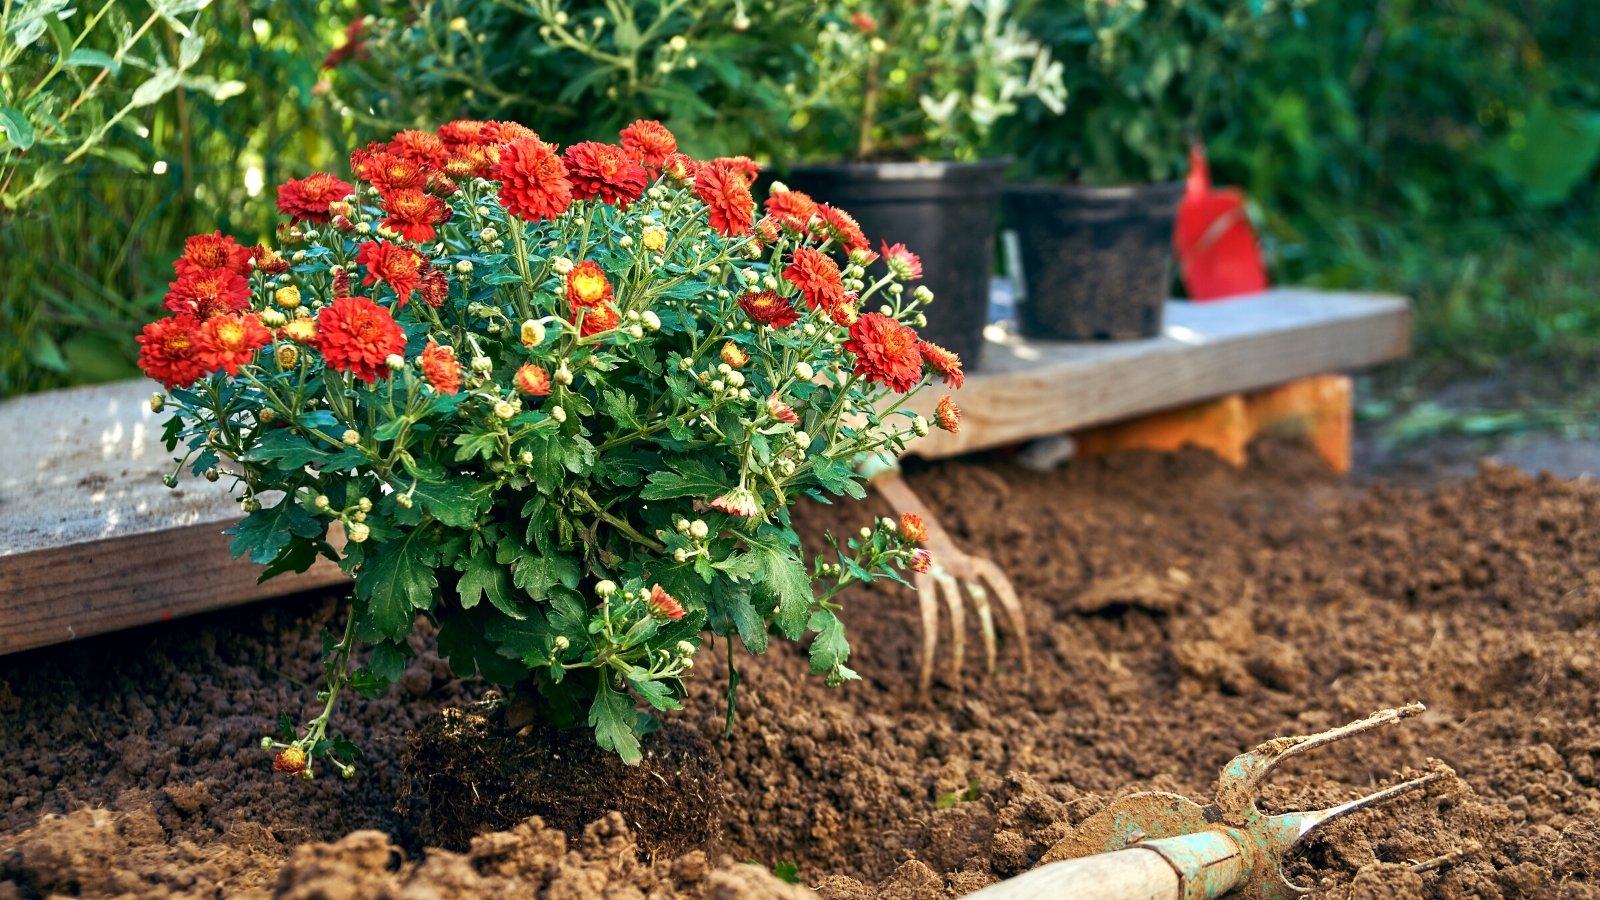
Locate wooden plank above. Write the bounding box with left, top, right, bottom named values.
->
left=0, top=288, right=1408, bottom=655
left=901, top=288, right=1409, bottom=459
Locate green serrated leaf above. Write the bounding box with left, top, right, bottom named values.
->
left=0, top=107, right=35, bottom=150
left=807, top=609, right=851, bottom=677
left=457, top=550, right=523, bottom=619
left=590, top=680, right=643, bottom=765
left=413, top=476, right=485, bottom=528
left=753, top=544, right=811, bottom=641
left=353, top=531, right=439, bottom=642
left=640, top=461, right=729, bottom=501
left=627, top=670, right=682, bottom=711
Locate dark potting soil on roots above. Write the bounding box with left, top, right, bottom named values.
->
left=3, top=441, right=1600, bottom=898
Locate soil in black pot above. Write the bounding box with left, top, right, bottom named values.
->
left=1005, top=182, right=1183, bottom=341
left=400, top=697, right=723, bottom=859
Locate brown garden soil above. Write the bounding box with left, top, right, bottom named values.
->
left=4, top=441, right=1600, bottom=898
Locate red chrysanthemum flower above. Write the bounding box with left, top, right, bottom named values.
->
left=710, top=487, right=760, bottom=518
left=764, top=189, right=819, bottom=231
left=419, top=342, right=462, bottom=395
left=916, top=340, right=964, bottom=389
left=738, top=290, right=799, bottom=328
left=909, top=548, right=933, bottom=573
left=495, top=138, right=573, bottom=222
left=174, top=231, right=253, bottom=277
left=648, top=584, right=686, bottom=621
left=318, top=295, right=408, bottom=383
left=194, top=312, right=272, bottom=376
left=514, top=362, right=552, bottom=397
left=619, top=119, right=677, bottom=169
left=852, top=11, right=877, bottom=32
left=417, top=268, right=450, bottom=308
left=483, top=121, right=539, bottom=144
left=437, top=119, right=492, bottom=147
left=163, top=268, right=252, bottom=320
left=386, top=129, right=450, bottom=171
left=379, top=188, right=450, bottom=242
left=566, top=260, right=614, bottom=309
left=695, top=160, right=755, bottom=237
left=842, top=312, right=924, bottom=392
left=752, top=216, right=782, bottom=248
left=562, top=141, right=649, bottom=207
left=935, top=395, right=961, bottom=434
left=137, top=314, right=205, bottom=389
left=815, top=203, right=869, bottom=253
left=782, top=247, right=845, bottom=314
left=332, top=267, right=352, bottom=299
left=661, top=153, right=695, bottom=183
left=355, top=240, right=428, bottom=307
left=352, top=148, right=426, bottom=193
left=720, top=341, right=749, bottom=368
left=273, top=745, right=309, bottom=776
left=446, top=143, right=500, bottom=179
left=276, top=172, right=355, bottom=223
left=898, top=513, right=929, bottom=544
left=707, top=155, right=760, bottom=187
left=882, top=241, right=923, bottom=281
left=254, top=245, right=290, bottom=276
left=767, top=394, right=799, bottom=424
left=571, top=302, right=619, bottom=337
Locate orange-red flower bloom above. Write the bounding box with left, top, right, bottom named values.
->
left=387, top=129, right=450, bottom=171
left=419, top=342, right=461, bottom=395
left=661, top=153, right=695, bottom=183
left=437, top=119, right=492, bottom=147
left=695, top=159, right=755, bottom=237
left=446, top=143, right=500, bottom=178
left=566, top=260, right=613, bottom=309
left=514, top=362, right=552, bottom=397
left=916, top=340, right=964, bottom=389
left=738, top=290, right=800, bottom=328
left=619, top=119, right=677, bottom=169
left=815, top=204, right=869, bottom=253
left=484, top=121, right=538, bottom=144
left=137, top=314, right=205, bottom=389
left=380, top=188, right=450, bottom=242
left=935, top=395, right=961, bottom=434
left=355, top=240, right=428, bottom=307
left=417, top=268, right=450, bottom=308
left=708, top=155, right=760, bottom=187
left=783, top=247, right=845, bottom=314
left=767, top=394, right=799, bottom=424
left=279, top=317, right=318, bottom=345
left=322, top=19, right=366, bottom=69
left=898, top=513, right=929, bottom=544
left=765, top=189, right=819, bottom=231
left=175, top=231, right=253, bottom=277
left=318, top=295, right=408, bottom=383
left=352, top=148, right=426, bottom=193
left=882, top=241, right=923, bottom=280
left=852, top=11, right=877, bottom=31
left=164, top=268, right=252, bottom=320
left=572, top=302, right=619, bottom=337
left=563, top=141, right=649, bottom=207
left=276, top=172, right=354, bottom=223
left=194, top=312, right=272, bottom=376
left=496, top=138, right=573, bottom=222
left=648, top=584, right=686, bottom=620
left=909, top=548, right=933, bottom=573
left=842, top=312, right=923, bottom=392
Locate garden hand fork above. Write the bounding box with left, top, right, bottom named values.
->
left=966, top=703, right=1455, bottom=900
left=862, top=457, right=1032, bottom=693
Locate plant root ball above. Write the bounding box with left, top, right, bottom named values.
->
left=400, top=702, right=723, bottom=859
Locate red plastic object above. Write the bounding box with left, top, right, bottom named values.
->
left=1174, top=143, right=1269, bottom=301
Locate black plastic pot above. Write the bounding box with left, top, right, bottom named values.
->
left=1003, top=182, right=1183, bottom=341
left=771, top=159, right=1008, bottom=368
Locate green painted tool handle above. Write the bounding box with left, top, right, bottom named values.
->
left=961, top=832, right=1249, bottom=900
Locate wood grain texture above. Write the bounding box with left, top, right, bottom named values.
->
left=0, top=288, right=1407, bottom=655
left=900, top=289, right=1409, bottom=459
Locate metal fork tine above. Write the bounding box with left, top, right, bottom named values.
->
left=935, top=569, right=967, bottom=690
left=966, top=579, right=1000, bottom=675
left=971, top=558, right=1032, bottom=674
left=915, top=569, right=941, bottom=694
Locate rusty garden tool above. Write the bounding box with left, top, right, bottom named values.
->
left=966, top=704, right=1455, bottom=899
left=862, top=457, right=1032, bottom=693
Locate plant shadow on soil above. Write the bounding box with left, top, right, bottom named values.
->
left=4, top=440, right=1600, bottom=897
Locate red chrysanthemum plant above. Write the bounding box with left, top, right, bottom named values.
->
left=138, top=119, right=955, bottom=778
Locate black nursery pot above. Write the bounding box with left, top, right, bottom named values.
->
left=772, top=159, right=1008, bottom=368
left=1003, top=181, right=1184, bottom=341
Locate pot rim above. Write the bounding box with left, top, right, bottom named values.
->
left=1003, top=180, right=1184, bottom=201
left=775, top=157, right=1012, bottom=182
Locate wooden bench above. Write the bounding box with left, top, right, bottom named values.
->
left=0, top=288, right=1408, bottom=655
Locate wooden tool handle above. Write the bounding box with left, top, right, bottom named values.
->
left=962, top=848, right=1180, bottom=900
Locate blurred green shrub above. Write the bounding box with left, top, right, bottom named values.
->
left=325, top=0, right=813, bottom=158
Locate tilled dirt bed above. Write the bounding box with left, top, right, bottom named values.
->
left=5, top=443, right=1600, bottom=898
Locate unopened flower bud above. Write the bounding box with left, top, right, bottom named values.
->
left=793, top=431, right=811, bottom=448
left=595, top=579, right=618, bottom=599
left=689, top=519, right=708, bottom=540
left=676, top=640, right=695, bottom=657
left=914, top=285, right=934, bottom=303
left=793, top=361, right=814, bottom=381
left=348, top=520, right=372, bottom=543
left=471, top=355, right=493, bottom=373
left=618, top=234, right=634, bottom=248
left=455, top=259, right=474, bottom=274
left=553, top=635, right=571, bottom=652
left=860, top=526, right=873, bottom=539
left=274, top=285, right=302, bottom=309
left=385, top=354, right=405, bottom=372
left=494, top=400, right=515, bottom=419
left=260, top=736, right=274, bottom=751
left=259, top=408, right=276, bottom=423
left=315, top=494, right=331, bottom=510
left=628, top=323, right=644, bottom=339
left=913, top=415, right=930, bottom=437
left=642, top=310, right=661, bottom=332
left=672, top=548, right=687, bottom=562
left=520, top=319, right=546, bottom=348
left=554, top=362, right=573, bottom=385
left=150, top=393, right=165, bottom=413
left=241, top=497, right=261, bottom=513
left=553, top=256, right=574, bottom=274
left=521, top=450, right=534, bottom=465
left=395, top=493, right=413, bottom=509
left=710, top=379, right=725, bottom=393
left=342, top=429, right=360, bottom=445
left=357, top=497, right=373, bottom=513
left=551, top=405, right=567, bottom=423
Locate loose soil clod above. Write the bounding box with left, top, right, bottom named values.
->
left=3, top=442, right=1600, bottom=898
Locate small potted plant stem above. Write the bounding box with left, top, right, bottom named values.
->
left=1000, top=0, right=1305, bottom=340
left=770, top=1, right=1065, bottom=368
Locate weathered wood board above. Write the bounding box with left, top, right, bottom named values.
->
left=0, top=289, right=1408, bottom=655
